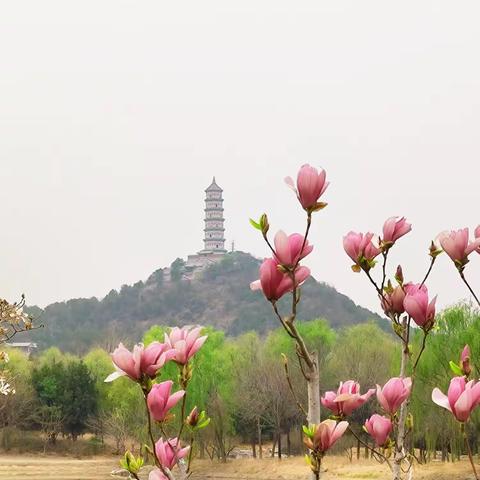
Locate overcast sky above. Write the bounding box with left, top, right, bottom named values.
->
left=1, top=1, right=479, bottom=315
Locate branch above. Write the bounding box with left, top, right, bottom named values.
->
left=143, top=392, right=174, bottom=480
left=420, top=256, right=436, bottom=288
left=347, top=426, right=392, bottom=471
left=282, top=355, right=307, bottom=418
left=271, top=302, right=295, bottom=339
left=459, top=270, right=480, bottom=308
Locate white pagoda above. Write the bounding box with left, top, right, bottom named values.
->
left=183, top=177, right=227, bottom=273
left=198, top=177, right=227, bottom=254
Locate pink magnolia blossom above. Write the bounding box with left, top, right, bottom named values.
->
left=432, top=376, right=480, bottom=422
left=376, top=377, right=412, bottom=414
left=343, top=232, right=382, bottom=269
left=155, top=437, right=190, bottom=470
left=381, top=285, right=407, bottom=316
left=382, top=217, right=412, bottom=246
left=475, top=225, right=480, bottom=253
left=364, top=414, right=393, bottom=447
left=141, top=342, right=176, bottom=377
left=250, top=258, right=310, bottom=302
left=439, top=228, right=480, bottom=267
left=147, top=381, right=185, bottom=422
left=305, top=419, right=349, bottom=454
left=403, top=283, right=437, bottom=329
left=285, top=164, right=329, bottom=211
left=321, top=381, right=375, bottom=416
left=105, top=342, right=175, bottom=383
left=149, top=470, right=168, bottom=480
left=273, top=230, right=313, bottom=267
left=164, top=326, right=207, bottom=365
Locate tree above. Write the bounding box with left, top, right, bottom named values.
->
left=32, top=353, right=98, bottom=440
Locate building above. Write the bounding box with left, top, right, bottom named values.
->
left=5, top=342, right=38, bottom=358
left=198, top=177, right=227, bottom=255
left=160, top=178, right=227, bottom=282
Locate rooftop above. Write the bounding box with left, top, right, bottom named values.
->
left=205, top=176, right=223, bottom=192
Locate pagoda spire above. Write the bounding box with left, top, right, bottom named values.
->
left=199, top=177, right=226, bottom=254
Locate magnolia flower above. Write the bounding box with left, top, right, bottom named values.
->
left=155, top=437, right=190, bottom=470
left=250, top=258, right=310, bottom=302
left=439, top=228, right=480, bottom=268
left=364, top=414, right=393, bottom=447
left=148, top=469, right=168, bottom=480
left=273, top=230, right=313, bottom=267
left=432, top=376, right=480, bottom=422
left=304, top=419, right=349, bottom=454
left=343, top=232, right=382, bottom=271
left=147, top=381, right=185, bottom=422
left=376, top=377, right=412, bottom=414
left=105, top=342, right=175, bottom=383
left=164, top=326, right=207, bottom=365
left=382, top=217, right=412, bottom=246
left=321, top=381, right=375, bottom=416
left=381, top=284, right=407, bottom=316
left=403, top=284, right=437, bottom=329
left=285, top=164, right=329, bottom=211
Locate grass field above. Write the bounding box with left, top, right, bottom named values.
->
left=0, top=454, right=477, bottom=479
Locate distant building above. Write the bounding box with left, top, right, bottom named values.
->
left=198, top=177, right=227, bottom=254
left=162, top=177, right=228, bottom=282
left=6, top=342, right=38, bottom=357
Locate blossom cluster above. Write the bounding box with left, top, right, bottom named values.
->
left=105, top=326, right=208, bottom=479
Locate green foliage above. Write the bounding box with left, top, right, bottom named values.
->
left=32, top=353, right=98, bottom=439
left=27, top=252, right=384, bottom=353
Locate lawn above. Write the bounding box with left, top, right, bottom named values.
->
left=0, top=454, right=477, bottom=479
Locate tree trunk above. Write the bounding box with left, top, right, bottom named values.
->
left=357, top=438, right=361, bottom=460
left=199, top=438, right=205, bottom=459
left=278, top=430, right=282, bottom=459
left=252, top=438, right=257, bottom=458
left=393, top=318, right=410, bottom=480
left=287, top=429, right=291, bottom=457
left=306, top=351, right=320, bottom=480
left=257, top=417, right=263, bottom=459
left=271, top=435, right=276, bottom=458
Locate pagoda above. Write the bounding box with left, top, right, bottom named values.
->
left=198, top=177, right=227, bottom=254
left=183, top=177, right=227, bottom=274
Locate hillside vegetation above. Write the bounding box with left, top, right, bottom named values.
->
left=28, top=252, right=384, bottom=352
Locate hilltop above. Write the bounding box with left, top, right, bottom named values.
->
left=27, top=252, right=385, bottom=353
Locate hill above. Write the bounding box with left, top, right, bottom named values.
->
left=27, top=252, right=385, bottom=353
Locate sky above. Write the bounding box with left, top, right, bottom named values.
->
left=0, top=1, right=479, bottom=315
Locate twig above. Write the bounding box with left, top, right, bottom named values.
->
left=412, top=330, right=428, bottom=374
left=459, top=271, right=480, bottom=308
left=271, top=302, right=295, bottom=339
left=420, top=257, right=436, bottom=288
left=464, top=426, right=479, bottom=480
left=282, top=355, right=308, bottom=418
left=143, top=393, right=174, bottom=480
left=347, top=426, right=392, bottom=471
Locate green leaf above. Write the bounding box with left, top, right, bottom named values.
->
left=449, top=361, right=463, bottom=376
left=196, top=418, right=211, bottom=429
left=249, top=218, right=261, bottom=230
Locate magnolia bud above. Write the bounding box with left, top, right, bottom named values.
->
left=395, top=265, right=404, bottom=285
left=429, top=240, right=443, bottom=258
left=260, top=213, right=269, bottom=236
left=186, top=407, right=199, bottom=427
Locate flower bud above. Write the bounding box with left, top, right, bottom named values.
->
left=395, top=265, right=404, bottom=285
left=186, top=407, right=199, bottom=427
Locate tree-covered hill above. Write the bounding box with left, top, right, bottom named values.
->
left=27, top=252, right=385, bottom=353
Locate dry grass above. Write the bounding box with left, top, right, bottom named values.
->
left=0, top=454, right=477, bottom=479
